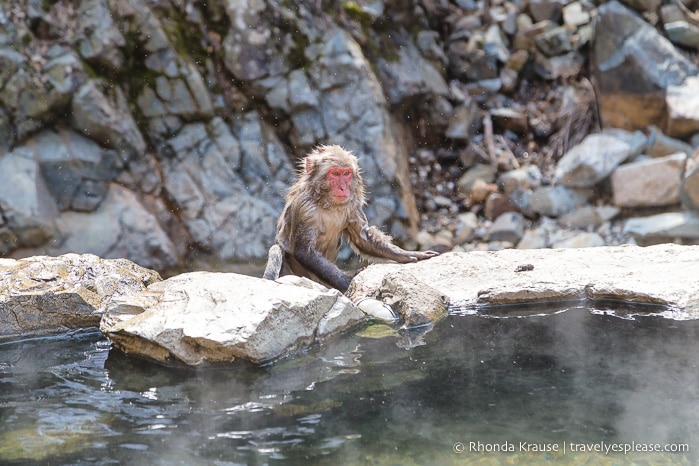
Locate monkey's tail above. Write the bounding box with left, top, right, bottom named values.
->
left=263, top=244, right=283, bottom=280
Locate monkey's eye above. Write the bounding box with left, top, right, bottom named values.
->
left=329, top=168, right=342, bottom=177
left=342, top=168, right=353, bottom=177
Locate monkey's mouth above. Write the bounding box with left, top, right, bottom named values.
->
left=332, top=195, right=350, bottom=203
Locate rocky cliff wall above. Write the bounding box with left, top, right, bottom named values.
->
left=1, top=0, right=699, bottom=271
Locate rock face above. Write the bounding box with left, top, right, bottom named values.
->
left=349, top=244, right=699, bottom=314
left=0, top=254, right=161, bottom=341
left=0, top=0, right=433, bottom=270
left=101, top=272, right=366, bottom=366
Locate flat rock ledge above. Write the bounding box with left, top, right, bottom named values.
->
left=2, top=243, right=698, bottom=367
left=349, top=243, right=699, bottom=317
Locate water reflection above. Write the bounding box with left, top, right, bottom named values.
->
left=0, top=308, right=697, bottom=465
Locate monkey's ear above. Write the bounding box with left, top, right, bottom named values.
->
left=304, top=156, right=317, bottom=174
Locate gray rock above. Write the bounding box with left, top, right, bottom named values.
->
left=601, top=128, right=648, bottom=159
left=0, top=149, right=58, bottom=248
left=483, top=24, right=510, bottom=63
left=16, top=184, right=180, bottom=271
left=375, top=32, right=449, bottom=105
left=101, top=272, right=366, bottom=366
left=517, top=226, right=550, bottom=249
left=611, top=152, right=686, bottom=207
left=591, top=1, right=699, bottom=131
left=0, top=48, right=24, bottom=97
left=489, top=211, right=526, bottom=243
left=551, top=231, right=605, bottom=248
left=681, top=149, right=699, bottom=211
left=72, top=80, right=147, bottom=158
left=76, top=0, right=126, bottom=70
left=624, top=211, right=699, bottom=240
left=0, top=254, right=160, bottom=341
left=44, top=50, right=88, bottom=97
left=646, top=125, right=694, bottom=157
left=666, top=76, right=699, bottom=139
left=534, top=51, right=584, bottom=80
left=662, top=4, right=699, bottom=51
left=31, top=128, right=121, bottom=212
left=554, top=133, right=633, bottom=188
left=445, top=98, right=481, bottom=140
left=222, top=0, right=281, bottom=82
left=457, top=163, right=496, bottom=194
left=447, top=39, right=499, bottom=81
left=534, top=26, right=574, bottom=57
left=558, top=205, right=620, bottom=228
left=529, top=185, right=593, bottom=217
left=528, top=0, right=561, bottom=22
left=562, top=2, right=591, bottom=27
left=499, top=165, right=542, bottom=196
left=159, top=117, right=286, bottom=262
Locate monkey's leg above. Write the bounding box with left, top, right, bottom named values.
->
left=263, top=244, right=283, bottom=280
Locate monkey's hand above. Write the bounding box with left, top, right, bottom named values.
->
left=410, top=250, right=441, bottom=261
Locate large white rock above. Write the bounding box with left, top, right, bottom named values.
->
left=101, top=272, right=366, bottom=366
left=349, top=244, right=699, bottom=315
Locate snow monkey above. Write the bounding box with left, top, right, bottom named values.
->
left=263, top=145, right=440, bottom=292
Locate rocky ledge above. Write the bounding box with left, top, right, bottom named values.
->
left=2, top=244, right=698, bottom=366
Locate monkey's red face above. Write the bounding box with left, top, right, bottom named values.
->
left=327, top=167, right=353, bottom=203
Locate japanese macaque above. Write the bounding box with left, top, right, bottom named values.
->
left=263, top=145, right=440, bottom=292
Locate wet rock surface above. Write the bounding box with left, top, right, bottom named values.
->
left=0, top=254, right=161, bottom=341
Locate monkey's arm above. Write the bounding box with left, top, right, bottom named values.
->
left=346, top=216, right=440, bottom=264
left=292, top=233, right=353, bottom=292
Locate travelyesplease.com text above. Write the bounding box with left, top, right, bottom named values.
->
left=453, top=440, right=689, bottom=455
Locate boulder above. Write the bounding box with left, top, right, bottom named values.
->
left=551, top=231, right=605, bottom=248
left=611, top=152, right=686, bottom=208
left=646, top=125, right=693, bottom=157
left=623, top=212, right=699, bottom=241
left=554, top=133, right=633, bottom=188
left=0, top=254, right=161, bottom=341
left=666, top=76, right=699, bottom=139
left=15, top=184, right=181, bottom=272
left=558, top=205, right=620, bottom=228
left=489, top=211, right=526, bottom=243
left=529, top=185, right=593, bottom=217
left=591, top=1, right=699, bottom=131
left=71, top=79, right=147, bottom=158
left=0, top=149, right=59, bottom=249
left=101, top=272, right=367, bottom=366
